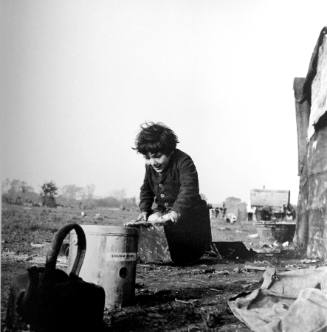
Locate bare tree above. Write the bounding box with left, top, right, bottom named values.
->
left=41, top=181, right=58, bottom=207
left=2, top=179, right=35, bottom=204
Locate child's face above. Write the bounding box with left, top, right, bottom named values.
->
left=145, top=152, right=171, bottom=173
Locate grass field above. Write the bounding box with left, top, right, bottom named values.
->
left=2, top=204, right=138, bottom=253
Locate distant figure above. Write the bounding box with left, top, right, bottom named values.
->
left=226, top=213, right=237, bottom=224
left=284, top=204, right=296, bottom=221
left=209, top=208, right=219, bottom=219
left=260, top=206, right=272, bottom=221
left=130, top=122, right=212, bottom=265
left=222, top=203, right=227, bottom=218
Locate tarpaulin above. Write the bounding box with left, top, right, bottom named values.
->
left=228, top=266, right=327, bottom=332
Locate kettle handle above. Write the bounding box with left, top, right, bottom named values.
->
left=45, top=223, right=86, bottom=276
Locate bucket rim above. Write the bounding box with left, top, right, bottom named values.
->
left=70, top=224, right=139, bottom=236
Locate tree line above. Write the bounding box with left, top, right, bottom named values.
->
left=1, top=179, right=137, bottom=210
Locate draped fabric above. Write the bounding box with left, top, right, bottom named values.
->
left=228, top=266, right=327, bottom=332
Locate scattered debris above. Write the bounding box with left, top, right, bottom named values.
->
left=201, top=268, right=216, bottom=274
left=209, top=288, right=222, bottom=293
left=300, top=258, right=320, bottom=264
left=175, top=298, right=198, bottom=305
left=215, top=270, right=230, bottom=275
left=233, top=266, right=242, bottom=273
left=243, top=265, right=266, bottom=272
left=30, top=242, right=45, bottom=248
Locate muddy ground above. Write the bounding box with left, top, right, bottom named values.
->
left=1, top=204, right=313, bottom=331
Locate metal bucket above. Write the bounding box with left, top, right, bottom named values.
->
left=271, top=223, right=296, bottom=243
left=256, top=222, right=296, bottom=244
left=67, top=225, right=139, bottom=309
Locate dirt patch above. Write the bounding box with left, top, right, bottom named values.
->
left=1, top=204, right=314, bottom=331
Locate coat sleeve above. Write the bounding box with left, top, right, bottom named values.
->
left=172, top=156, right=200, bottom=214
left=139, top=166, right=154, bottom=212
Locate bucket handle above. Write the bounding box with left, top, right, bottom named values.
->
left=45, top=223, right=86, bottom=276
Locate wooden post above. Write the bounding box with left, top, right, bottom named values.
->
left=293, top=77, right=310, bottom=176
left=293, top=77, right=310, bottom=249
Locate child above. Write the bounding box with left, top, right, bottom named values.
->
left=133, top=122, right=212, bottom=265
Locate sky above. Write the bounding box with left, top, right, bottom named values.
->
left=1, top=0, right=326, bottom=206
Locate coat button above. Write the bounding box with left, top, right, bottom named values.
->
left=160, top=193, right=165, bottom=198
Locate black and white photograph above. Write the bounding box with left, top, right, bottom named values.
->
left=1, top=0, right=327, bottom=331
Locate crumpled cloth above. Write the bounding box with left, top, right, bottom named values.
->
left=228, top=266, right=327, bottom=332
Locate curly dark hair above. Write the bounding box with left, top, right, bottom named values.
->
left=134, top=122, right=179, bottom=156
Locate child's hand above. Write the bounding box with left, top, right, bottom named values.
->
left=154, top=211, right=180, bottom=225
left=136, top=211, right=148, bottom=222
left=124, top=212, right=148, bottom=227
left=166, top=211, right=180, bottom=223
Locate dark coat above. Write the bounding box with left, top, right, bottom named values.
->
left=139, top=149, right=211, bottom=265
left=139, top=149, right=203, bottom=215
